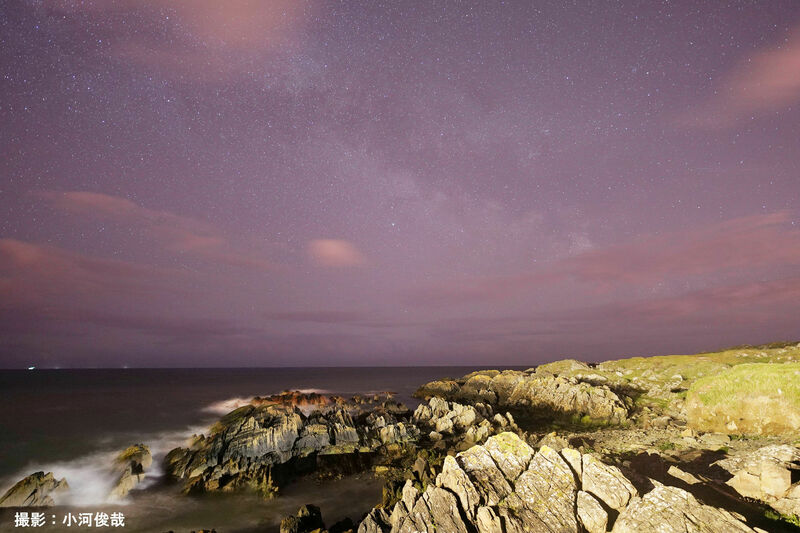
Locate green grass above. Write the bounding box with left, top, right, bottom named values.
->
left=657, top=441, right=677, bottom=451
left=685, top=362, right=800, bottom=435
left=765, top=509, right=800, bottom=528
left=599, top=343, right=800, bottom=383
left=690, top=363, right=800, bottom=411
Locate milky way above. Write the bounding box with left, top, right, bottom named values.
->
left=1, top=1, right=799, bottom=367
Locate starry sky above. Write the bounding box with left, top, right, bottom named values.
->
left=1, top=1, right=799, bottom=368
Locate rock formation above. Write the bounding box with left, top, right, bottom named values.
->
left=0, top=471, right=68, bottom=507
left=415, top=369, right=629, bottom=425
left=357, top=432, right=761, bottom=533
left=411, top=397, right=518, bottom=449
left=279, top=504, right=356, bottom=533
left=165, top=393, right=418, bottom=496
left=716, top=444, right=800, bottom=519
left=109, top=443, right=152, bottom=499
left=280, top=504, right=326, bottom=533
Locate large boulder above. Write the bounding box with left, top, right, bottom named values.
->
left=612, top=485, right=756, bottom=533
left=413, top=379, right=461, bottom=400
left=715, top=445, right=800, bottom=518
left=505, top=373, right=628, bottom=425
left=0, top=472, right=68, bottom=507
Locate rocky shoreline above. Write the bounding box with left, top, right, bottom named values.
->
left=2, top=342, right=800, bottom=532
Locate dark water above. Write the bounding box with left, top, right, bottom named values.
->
left=0, top=367, right=505, bottom=532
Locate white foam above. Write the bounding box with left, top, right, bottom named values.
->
left=200, top=390, right=334, bottom=416
left=0, top=423, right=210, bottom=507
left=200, top=396, right=255, bottom=415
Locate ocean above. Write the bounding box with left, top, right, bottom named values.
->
left=0, top=367, right=504, bottom=532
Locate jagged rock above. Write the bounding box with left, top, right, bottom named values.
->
left=501, top=445, right=578, bottom=532
left=435, top=456, right=480, bottom=519
left=611, top=485, right=756, bottom=532
left=166, top=393, right=418, bottom=496
left=357, top=508, right=391, bottom=533
left=456, top=442, right=512, bottom=506
left=507, top=373, right=628, bottom=424
left=395, top=485, right=470, bottom=533
left=475, top=506, right=503, bottom=533
left=412, top=397, right=516, bottom=449
left=716, top=444, right=800, bottom=517
left=0, top=472, right=68, bottom=507
left=483, top=431, right=534, bottom=480
left=561, top=447, right=582, bottom=478
left=414, top=369, right=629, bottom=425
left=667, top=465, right=701, bottom=485
left=110, top=443, right=151, bottom=499
left=354, top=432, right=759, bottom=533
left=581, top=453, right=638, bottom=511
left=460, top=374, right=498, bottom=404
left=538, top=431, right=569, bottom=451
left=577, top=490, right=607, bottom=533
left=389, top=480, right=419, bottom=526
left=280, top=504, right=325, bottom=533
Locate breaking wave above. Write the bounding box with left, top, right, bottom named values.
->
left=200, top=389, right=333, bottom=416
left=0, top=423, right=209, bottom=506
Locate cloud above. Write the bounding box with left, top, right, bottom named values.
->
left=681, top=25, right=800, bottom=128
left=41, top=190, right=276, bottom=271
left=307, top=239, right=367, bottom=267
left=47, top=0, right=312, bottom=79
left=560, top=275, right=800, bottom=326
left=0, top=237, right=182, bottom=304
left=0, top=237, right=193, bottom=342
left=405, top=211, right=800, bottom=306
left=562, top=211, right=800, bottom=285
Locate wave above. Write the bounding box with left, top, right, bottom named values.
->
left=200, top=389, right=334, bottom=416
left=200, top=396, right=255, bottom=416
left=0, top=423, right=209, bottom=507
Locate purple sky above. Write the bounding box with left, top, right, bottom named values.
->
left=1, top=1, right=799, bottom=368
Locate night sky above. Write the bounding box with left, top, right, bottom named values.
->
left=1, top=1, right=799, bottom=368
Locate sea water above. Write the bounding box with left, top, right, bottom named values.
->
left=0, top=367, right=500, bottom=532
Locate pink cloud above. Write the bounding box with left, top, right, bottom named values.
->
left=405, top=211, right=800, bottom=306
left=563, top=211, right=800, bottom=285
left=682, top=25, right=800, bottom=128
left=578, top=276, right=800, bottom=325
left=0, top=238, right=184, bottom=308
left=41, top=191, right=276, bottom=271
left=49, top=0, right=311, bottom=79
left=307, top=239, right=367, bottom=267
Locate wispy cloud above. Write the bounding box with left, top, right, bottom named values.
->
left=48, top=0, right=312, bottom=80
left=0, top=237, right=182, bottom=304
left=41, top=190, right=276, bottom=271
left=562, top=211, right=800, bottom=285
left=682, top=25, right=800, bottom=128
left=307, top=239, right=367, bottom=267
left=405, top=211, right=800, bottom=306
